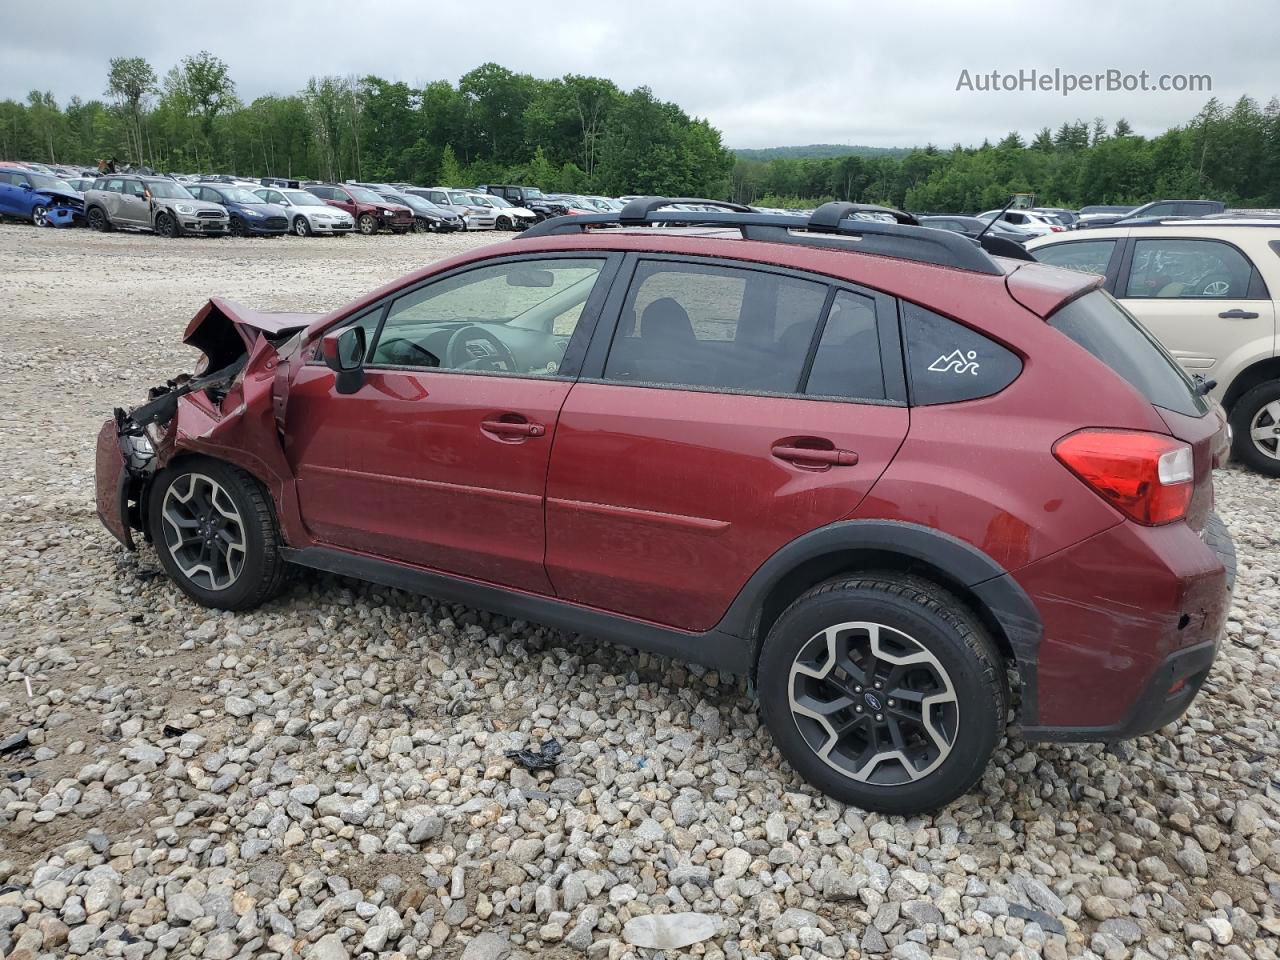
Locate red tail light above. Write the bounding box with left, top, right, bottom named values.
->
left=1053, top=430, right=1193, bottom=525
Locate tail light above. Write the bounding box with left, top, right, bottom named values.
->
left=1053, top=430, right=1193, bottom=525
left=1050, top=225, right=1065, bottom=231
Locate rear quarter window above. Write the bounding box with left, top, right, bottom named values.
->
left=902, top=303, right=1022, bottom=405
left=1049, top=290, right=1207, bottom=417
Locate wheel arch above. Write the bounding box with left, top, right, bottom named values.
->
left=717, top=520, right=1043, bottom=722
left=1222, top=355, right=1280, bottom=411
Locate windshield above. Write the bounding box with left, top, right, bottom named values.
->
left=523, top=188, right=545, bottom=200
left=485, top=195, right=513, bottom=208
left=145, top=181, right=193, bottom=199
left=283, top=190, right=327, bottom=206
left=347, top=186, right=386, bottom=204
left=30, top=173, right=75, bottom=192
left=468, top=195, right=496, bottom=207
left=218, top=187, right=266, bottom=204
left=448, top=191, right=474, bottom=205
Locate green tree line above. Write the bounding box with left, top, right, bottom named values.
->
left=0, top=54, right=733, bottom=197
left=732, top=97, right=1280, bottom=211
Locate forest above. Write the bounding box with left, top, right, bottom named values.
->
left=2, top=52, right=1277, bottom=213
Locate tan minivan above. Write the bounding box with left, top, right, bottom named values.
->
left=1029, top=220, right=1280, bottom=475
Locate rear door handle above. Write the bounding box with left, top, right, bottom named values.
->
left=1218, top=309, right=1259, bottom=319
left=771, top=444, right=858, bottom=467
left=481, top=418, right=545, bottom=438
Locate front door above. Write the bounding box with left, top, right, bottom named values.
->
left=545, top=258, right=911, bottom=632
left=284, top=254, right=617, bottom=594
left=1118, top=236, right=1275, bottom=380
left=118, top=179, right=152, bottom=227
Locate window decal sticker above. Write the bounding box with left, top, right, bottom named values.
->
left=928, top=350, right=981, bottom=375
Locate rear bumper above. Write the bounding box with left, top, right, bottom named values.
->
left=1013, top=513, right=1233, bottom=738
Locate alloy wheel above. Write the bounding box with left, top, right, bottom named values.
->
left=88, top=208, right=106, bottom=231
left=788, top=621, right=959, bottom=786
left=229, top=217, right=246, bottom=237
left=1250, top=400, right=1280, bottom=461
left=294, top=217, right=310, bottom=237
left=359, top=214, right=376, bottom=235
left=156, top=214, right=176, bottom=238
left=160, top=473, right=247, bottom=591
left=32, top=205, right=48, bottom=227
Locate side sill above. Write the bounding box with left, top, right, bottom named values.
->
left=282, top=545, right=753, bottom=676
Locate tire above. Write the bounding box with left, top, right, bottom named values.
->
left=147, top=456, right=288, bottom=611
left=229, top=216, right=246, bottom=237
left=497, top=215, right=512, bottom=231
left=155, top=212, right=178, bottom=238
left=757, top=573, right=1007, bottom=814
left=293, top=216, right=312, bottom=237
left=1229, top=379, right=1280, bottom=476
left=414, top=217, right=428, bottom=233
left=31, top=204, right=48, bottom=227
left=358, top=213, right=377, bottom=235
left=87, top=207, right=113, bottom=232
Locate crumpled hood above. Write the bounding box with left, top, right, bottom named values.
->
left=184, top=297, right=322, bottom=370
left=37, top=188, right=83, bottom=205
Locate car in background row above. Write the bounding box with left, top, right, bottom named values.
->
left=187, top=184, right=289, bottom=237
left=305, top=183, right=413, bottom=235
left=477, top=184, right=569, bottom=220
left=352, top=183, right=465, bottom=233
left=0, top=164, right=84, bottom=226
left=1029, top=220, right=1280, bottom=475
left=974, top=208, right=1064, bottom=236
left=1035, top=207, right=1080, bottom=229
left=405, top=187, right=496, bottom=230
left=466, top=192, right=536, bottom=230
left=84, top=176, right=228, bottom=236
left=1078, top=199, right=1226, bottom=229
left=252, top=187, right=355, bottom=236
left=917, top=215, right=1036, bottom=245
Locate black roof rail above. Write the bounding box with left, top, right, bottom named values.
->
left=518, top=198, right=1005, bottom=275
left=809, top=201, right=918, bottom=228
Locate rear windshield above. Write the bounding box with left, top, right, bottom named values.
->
left=1049, top=290, right=1207, bottom=417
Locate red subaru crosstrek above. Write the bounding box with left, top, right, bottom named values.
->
left=95, top=199, right=1235, bottom=814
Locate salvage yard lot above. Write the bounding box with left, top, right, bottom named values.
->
left=0, top=224, right=1278, bottom=959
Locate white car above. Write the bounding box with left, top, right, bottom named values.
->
left=254, top=187, right=355, bottom=236
left=975, top=209, right=1064, bottom=237
left=467, top=193, right=536, bottom=231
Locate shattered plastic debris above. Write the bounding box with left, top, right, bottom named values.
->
left=0, top=731, right=30, bottom=755
left=505, top=737, right=563, bottom=770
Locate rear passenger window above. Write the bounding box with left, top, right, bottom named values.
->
left=1124, top=239, right=1256, bottom=299
left=804, top=291, right=885, bottom=400
left=603, top=260, right=828, bottom=394
left=902, top=303, right=1022, bottom=405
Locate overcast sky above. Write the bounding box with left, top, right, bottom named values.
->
left=3, top=0, right=1276, bottom=148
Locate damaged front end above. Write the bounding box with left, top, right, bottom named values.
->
left=96, top=298, right=317, bottom=550
left=37, top=189, right=85, bottom=227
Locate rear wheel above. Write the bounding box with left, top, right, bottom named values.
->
left=758, top=574, right=1006, bottom=814
left=148, top=457, right=288, bottom=611
left=31, top=204, right=49, bottom=227
left=87, top=207, right=112, bottom=232
left=1230, top=380, right=1280, bottom=476
left=358, top=213, right=377, bottom=235
left=293, top=216, right=312, bottom=237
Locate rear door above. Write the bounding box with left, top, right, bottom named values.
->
left=0, top=172, right=18, bottom=215
left=544, top=256, right=910, bottom=632
left=1117, top=236, right=1275, bottom=379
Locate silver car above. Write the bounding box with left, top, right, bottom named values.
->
left=84, top=176, right=229, bottom=237
left=253, top=187, right=355, bottom=236
left=406, top=187, right=497, bottom=230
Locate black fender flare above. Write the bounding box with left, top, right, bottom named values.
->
left=713, top=519, right=1043, bottom=722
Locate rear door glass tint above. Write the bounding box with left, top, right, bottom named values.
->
left=902, top=303, right=1022, bottom=405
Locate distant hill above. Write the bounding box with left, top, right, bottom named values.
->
left=732, top=144, right=913, bottom=162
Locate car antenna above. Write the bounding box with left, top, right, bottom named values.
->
left=974, top=196, right=1018, bottom=241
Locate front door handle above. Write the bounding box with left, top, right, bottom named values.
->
left=1218, top=309, right=1259, bottom=319
left=481, top=418, right=545, bottom=439
left=771, top=443, right=858, bottom=467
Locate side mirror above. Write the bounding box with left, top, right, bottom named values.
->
left=20, top=182, right=32, bottom=191
left=321, top=326, right=367, bottom=394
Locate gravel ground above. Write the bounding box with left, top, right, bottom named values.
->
left=0, top=223, right=1278, bottom=960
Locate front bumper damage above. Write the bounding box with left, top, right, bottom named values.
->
left=38, top=189, right=84, bottom=227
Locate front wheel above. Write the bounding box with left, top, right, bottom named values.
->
left=147, top=457, right=288, bottom=611
left=496, top=215, right=512, bottom=231
left=32, top=204, right=49, bottom=227
left=358, top=213, right=377, bottom=235
left=758, top=574, right=1007, bottom=814
left=155, top=212, right=178, bottom=238
left=229, top=216, right=247, bottom=237
left=1230, top=380, right=1280, bottom=476
left=293, top=216, right=312, bottom=237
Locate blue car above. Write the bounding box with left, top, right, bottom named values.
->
left=0, top=164, right=84, bottom=227
left=187, top=183, right=289, bottom=236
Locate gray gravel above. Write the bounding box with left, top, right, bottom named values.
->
left=1, top=223, right=1278, bottom=960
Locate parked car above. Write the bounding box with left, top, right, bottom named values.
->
left=918, top=214, right=1035, bottom=244
left=252, top=187, right=355, bottom=236
left=1034, top=207, right=1080, bottom=229
left=383, top=190, right=464, bottom=232
left=404, top=188, right=496, bottom=230
left=974, top=208, right=1064, bottom=236
left=1078, top=200, right=1226, bottom=229
left=476, top=184, right=567, bottom=220
left=0, top=164, right=84, bottom=226
left=467, top=192, right=536, bottom=230
left=66, top=177, right=96, bottom=194
left=95, top=199, right=1233, bottom=815
left=187, top=183, right=289, bottom=237
left=84, top=175, right=228, bottom=236
left=304, top=183, right=413, bottom=234
left=1029, top=221, right=1280, bottom=475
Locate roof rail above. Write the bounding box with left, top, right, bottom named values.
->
left=519, top=197, right=1005, bottom=275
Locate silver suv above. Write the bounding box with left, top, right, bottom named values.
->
left=84, top=176, right=229, bottom=237
left=1029, top=220, right=1280, bottom=475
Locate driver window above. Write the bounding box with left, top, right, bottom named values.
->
left=368, top=258, right=605, bottom=375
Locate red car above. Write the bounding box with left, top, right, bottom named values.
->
left=95, top=199, right=1234, bottom=814
left=304, top=182, right=412, bottom=235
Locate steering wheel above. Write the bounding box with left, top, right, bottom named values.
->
left=445, top=325, right=518, bottom=372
